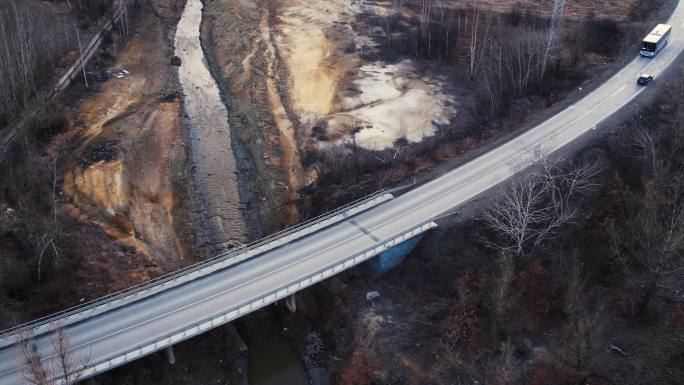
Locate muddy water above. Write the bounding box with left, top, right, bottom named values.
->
left=236, top=316, right=310, bottom=385
left=175, top=0, right=247, bottom=248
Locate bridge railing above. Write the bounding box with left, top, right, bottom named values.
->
left=0, top=187, right=400, bottom=344
left=73, top=219, right=438, bottom=380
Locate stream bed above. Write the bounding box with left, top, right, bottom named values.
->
left=174, top=1, right=309, bottom=384
left=174, top=0, right=247, bottom=249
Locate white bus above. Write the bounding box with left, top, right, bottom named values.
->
left=640, top=24, right=672, bottom=57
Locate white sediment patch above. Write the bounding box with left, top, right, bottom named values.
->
left=338, top=61, right=455, bottom=151
left=354, top=88, right=451, bottom=150
left=342, top=62, right=406, bottom=109
left=274, top=0, right=456, bottom=152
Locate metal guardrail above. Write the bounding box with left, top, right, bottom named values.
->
left=0, top=188, right=399, bottom=344
left=74, top=220, right=438, bottom=380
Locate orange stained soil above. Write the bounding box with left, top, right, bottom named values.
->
left=400, top=355, right=444, bottom=385
left=260, top=2, right=306, bottom=224
left=273, top=0, right=340, bottom=117
left=63, top=11, right=187, bottom=267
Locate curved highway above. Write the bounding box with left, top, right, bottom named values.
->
left=1, top=2, right=684, bottom=383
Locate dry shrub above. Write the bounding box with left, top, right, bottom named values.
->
left=447, top=273, right=483, bottom=349
left=616, top=295, right=635, bottom=318
left=72, top=0, right=113, bottom=26
left=528, top=367, right=573, bottom=385
left=338, top=348, right=379, bottom=385
left=523, top=261, right=554, bottom=317
left=671, top=308, right=683, bottom=331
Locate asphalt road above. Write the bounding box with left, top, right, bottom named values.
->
left=1, top=2, right=684, bottom=383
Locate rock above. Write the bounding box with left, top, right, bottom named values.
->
left=309, top=367, right=330, bottom=385
left=159, top=91, right=180, bottom=102
left=95, top=70, right=112, bottom=82
left=531, top=346, right=553, bottom=363
left=79, top=140, right=120, bottom=166
left=366, top=291, right=381, bottom=301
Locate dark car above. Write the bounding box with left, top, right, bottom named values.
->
left=637, top=74, right=654, bottom=86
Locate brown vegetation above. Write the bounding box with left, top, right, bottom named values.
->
left=19, top=327, right=89, bottom=385
left=0, top=0, right=192, bottom=328
left=304, top=61, right=684, bottom=385
left=0, top=1, right=75, bottom=124
left=0, top=0, right=117, bottom=126
left=290, top=0, right=672, bottom=221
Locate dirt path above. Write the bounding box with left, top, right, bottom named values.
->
left=175, top=0, right=248, bottom=249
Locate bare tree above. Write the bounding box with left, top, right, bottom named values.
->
left=465, top=1, right=493, bottom=80
left=559, top=254, right=603, bottom=380
left=419, top=0, right=433, bottom=38
left=481, top=174, right=548, bottom=257
left=0, top=1, right=76, bottom=121
left=481, top=161, right=598, bottom=258
left=607, top=122, right=684, bottom=313
left=533, top=160, right=600, bottom=245
left=21, top=152, right=65, bottom=281
left=485, top=339, right=519, bottom=385
left=19, top=327, right=89, bottom=385
left=610, top=169, right=684, bottom=313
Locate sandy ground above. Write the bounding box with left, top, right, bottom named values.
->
left=199, top=0, right=459, bottom=229
left=201, top=0, right=303, bottom=230
left=175, top=0, right=248, bottom=249
left=273, top=0, right=457, bottom=151
left=62, top=4, right=190, bottom=269
left=260, top=5, right=307, bottom=221
left=273, top=1, right=340, bottom=117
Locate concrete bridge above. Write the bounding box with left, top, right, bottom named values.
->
left=1, top=1, right=684, bottom=383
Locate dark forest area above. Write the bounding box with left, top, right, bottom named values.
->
left=317, top=63, right=684, bottom=385
left=0, top=0, right=112, bottom=126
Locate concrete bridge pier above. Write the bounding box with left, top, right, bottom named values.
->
left=285, top=294, right=297, bottom=313
left=364, top=229, right=434, bottom=276
left=165, top=346, right=176, bottom=365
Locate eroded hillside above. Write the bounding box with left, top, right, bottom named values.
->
left=63, top=3, right=190, bottom=269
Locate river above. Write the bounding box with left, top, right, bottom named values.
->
left=236, top=315, right=310, bottom=385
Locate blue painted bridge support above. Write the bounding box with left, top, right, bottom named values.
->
left=363, top=232, right=430, bottom=276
